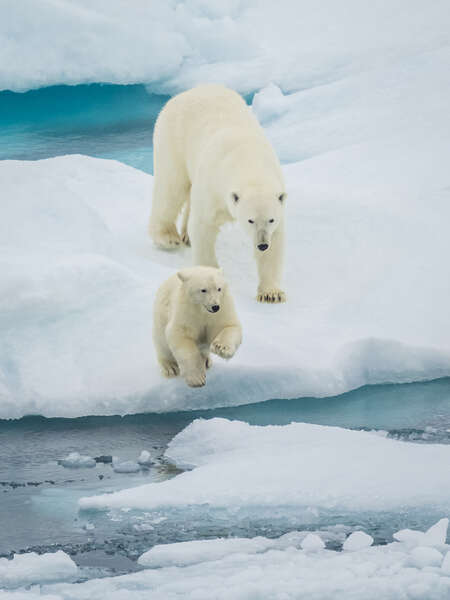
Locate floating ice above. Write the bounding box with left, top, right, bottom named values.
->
left=0, top=550, right=77, bottom=589
left=58, top=452, right=96, bottom=469
left=394, top=518, right=449, bottom=548
left=137, top=451, right=152, bottom=466
left=343, top=531, right=374, bottom=552
left=300, top=533, right=325, bottom=552
left=20, top=525, right=450, bottom=600
left=79, top=419, right=450, bottom=513
left=1, top=150, right=450, bottom=419
left=112, top=458, right=141, bottom=474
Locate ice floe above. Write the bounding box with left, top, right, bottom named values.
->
left=0, top=550, right=77, bottom=589
left=79, top=418, right=450, bottom=513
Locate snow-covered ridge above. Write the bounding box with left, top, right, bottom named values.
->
left=1, top=148, right=449, bottom=418
left=1, top=1, right=449, bottom=95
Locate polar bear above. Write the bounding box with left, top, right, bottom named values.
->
left=149, top=84, right=287, bottom=303
left=153, top=266, right=242, bottom=387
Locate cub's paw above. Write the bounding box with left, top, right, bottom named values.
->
left=211, top=339, right=236, bottom=360
left=257, top=288, right=286, bottom=303
left=152, top=225, right=182, bottom=250
left=159, top=360, right=180, bottom=378
left=181, top=230, right=191, bottom=247
left=184, top=369, right=206, bottom=388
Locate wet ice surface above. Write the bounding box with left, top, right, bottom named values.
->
left=1, top=378, right=449, bottom=577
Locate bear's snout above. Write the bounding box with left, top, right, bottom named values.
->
left=257, top=243, right=269, bottom=251
left=211, top=305, right=220, bottom=313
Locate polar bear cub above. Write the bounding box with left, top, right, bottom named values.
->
left=149, top=84, right=287, bottom=303
left=153, top=266, right=242, bottom=387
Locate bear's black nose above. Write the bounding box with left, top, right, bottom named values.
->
left=258, top=243, right=268, bottom=251
left=211, top=305, right=220, bottom=312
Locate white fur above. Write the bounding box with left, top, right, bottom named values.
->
left=153, top=266, right=242, bottom=387
left=149, top=84, right=287, bottom=303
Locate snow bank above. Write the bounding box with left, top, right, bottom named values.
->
left=18, top=524, right=450, bottom=600
left=0, top=551, right=77, bottom=589
left=79, top=418, right=450, bottom=512
left=2, top=0, right=450, bottom=103
left=1, top=149, right=449, bottom=418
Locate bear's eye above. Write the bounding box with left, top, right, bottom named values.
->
left=217, top=287, right=221, bottom=292
left=269, top=218, right=274, bottom=223
left=201, top=289, right=207, bottom=293
left=248, top=219, right=254, bottom=224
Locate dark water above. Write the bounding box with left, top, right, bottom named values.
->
left=0, top=84, right=168, bottom=173
left=1, top=378, right=449, bottom=576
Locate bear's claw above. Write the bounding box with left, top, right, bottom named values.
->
left=181, top=231, right=191, bottom=246
left=185, top=370, right=206, bottom=387
left=257, top=289, right=286, bottom=304
left=160, top=361, right=180, bottom=378
left=211, top=341, right=235, bottom=359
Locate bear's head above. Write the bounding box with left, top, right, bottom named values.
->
left=177, top=266, right=226, bottom=313
left=227, top=184, right=286, bottom=252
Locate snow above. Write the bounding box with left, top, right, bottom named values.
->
left=300, top=533, right=325, bottom=552
left=137, top=451, right=152, bottom=466
left=1, top=148, right=450, bottom=418
left=8, top=525, right=450, bottom=600
left=0, top=551, right=77, bottom=589
left=58, top=452, right=96, bottom=468
left=79, top=418, right=450, bottom=513
left=343, top=531, right=374, bottom=552
left=410, top=547, right=443, bottom=569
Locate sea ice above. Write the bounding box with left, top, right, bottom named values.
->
left=58, top=452, right=96, bottom=469
left=343, top=531, right=374, bottom=552
left=300, top=533, right=325, bottom=552
left=79, top=419, right=450, bottom=513
left=112, top=458, right=141, bottom=474
left=137, top=451, right=152, bottom=466
left=410, top=546, right=443, bottom=568
left=12, top=524, right=450, bottom=600
left=0, top=550, right=77, bottom=589
left=1, top=150, right=449, bottom=419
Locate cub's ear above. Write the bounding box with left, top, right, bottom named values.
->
left=231, top=192, right=239, bottom=203
left=177, top=270, right=190, bottom=283
left=278, top=193, right=287, bottom=203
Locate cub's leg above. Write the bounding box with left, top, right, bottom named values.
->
left=211, top=325, right=242, bottom=359
left=180, top=197, right=191, bottom=246
left=255, top=222, right=286, bottom=303
left=167, top=332, right=206, bottom=387
left=153, top=328, right=180, bottom=378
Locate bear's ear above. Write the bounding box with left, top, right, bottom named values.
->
left=231, top=192, right=239, bottom=204
left=177, top=270, right=190, bottom=283
left=278, top=193, right=286, bottom=203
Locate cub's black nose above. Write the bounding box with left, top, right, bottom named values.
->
left=258, top=243, right=269, bottom=251
left=211, top=305, right=220, bottom=312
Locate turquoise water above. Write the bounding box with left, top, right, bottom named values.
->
left=0, top=84, right=168, bottom=173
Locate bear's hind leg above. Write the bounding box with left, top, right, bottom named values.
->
left=149, top=174, right=190, bottom=250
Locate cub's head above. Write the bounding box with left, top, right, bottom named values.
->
left=177, top=266, right=226, bottom=313
left=226, top=185, right=286, bottom=252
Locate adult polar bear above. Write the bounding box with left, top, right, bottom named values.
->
left=149, top=84, right=287, bottom=303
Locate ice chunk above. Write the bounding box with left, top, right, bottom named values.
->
left=410, top=546, right=443, bottom=568
left=394, top=518, right=449, bottom=548
left=59, top=452, right=95, bottom=469
left=137, top=451, right=152, bottom=466
left=0, top=550, right=77, bottom=588
left=343, top=531, right=374, bottom=552
left=112, top=458, right=141, bottom=474
left=300, top=533, right=325, bottom=552
left=79, top=419, right=450, bottom=513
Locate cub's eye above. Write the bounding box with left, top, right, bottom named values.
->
left=269, top=218, right=274, bottom=223
left=217, top=287, right=221, bottom=292
left=201, top=289, right=207, bottom=293
left=248, top=219, right=254, bottom=224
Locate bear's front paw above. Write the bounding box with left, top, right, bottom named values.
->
left=257, top=288, right=286, bottom=304
left=211, top=339, right=236, bottom=360
left=181, top=231, right=191, bottom=247
left=184, top=369, right=206, bottom=388
left=160, top=360, right=180, bottom=378
left=152, top=225, right=182, bottom=250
